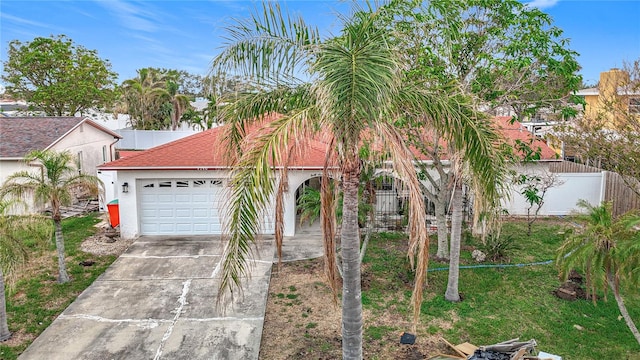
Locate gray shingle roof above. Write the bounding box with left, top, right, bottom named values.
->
left=0, top=117, right=120, bottom=158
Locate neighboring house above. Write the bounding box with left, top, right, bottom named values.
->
left=0, top=117, right=122, bottom=212
left=0, top=100, right=30, bottom=116
left=576, top=68, right=640, bottom=129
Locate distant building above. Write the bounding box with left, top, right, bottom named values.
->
left=576, top=68, right=640, bottom=129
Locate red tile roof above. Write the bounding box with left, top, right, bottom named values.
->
left=100, top=121, right=330, bottom=170
left=493, top=116, right=558, bottom=160
left=98, top=116, right=557, bottom=170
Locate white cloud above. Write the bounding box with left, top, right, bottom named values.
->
left=94, top=0, right=159, bottom=32
left=525, top=0, right=560, bottom=9
left=0, top=13, right=52, bottom=28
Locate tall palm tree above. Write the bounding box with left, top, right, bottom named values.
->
left=0, top=200, right=50, bottom=341
left=0, top=150, right=102, bottom=284
left=121, top=68, right=169, bottom=130
left=212, top=3, right=501, bottom=358
left=557, top=200, right=640, bottom=345
left=165, top=80, right=192, bottom=130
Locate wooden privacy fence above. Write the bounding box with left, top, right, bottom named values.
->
left=549, top=161, right=640, bottom=217
left=603, top=171, right=640, bottom=217
left=548, top=161, right=601, bottom=174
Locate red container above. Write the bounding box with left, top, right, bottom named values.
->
left=107, top=199, right=120, bottom=228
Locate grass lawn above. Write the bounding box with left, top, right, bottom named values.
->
left=0, top=213, right=117, bottom=360
left=361, top=218, right=640, bottom=360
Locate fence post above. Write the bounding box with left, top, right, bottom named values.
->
left=600, top=171, right=608, bottom=205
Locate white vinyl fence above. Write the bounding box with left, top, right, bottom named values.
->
left=115, top=129, right=201, bottom=150
left=503, top=172, right=605, bottom=216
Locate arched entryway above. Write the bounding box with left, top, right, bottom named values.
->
left=293, top=176, right=323, bottom=235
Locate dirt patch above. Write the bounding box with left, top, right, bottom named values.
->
left=80, top=225, right=134, bottom=256
left=1, top=329, right=35, bottom=347
left=260, top=258, right=449, bottom=359
left=553, top=270, right=589, bottom=301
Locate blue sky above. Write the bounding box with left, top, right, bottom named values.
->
left=1, top=0, right=639, bottom=86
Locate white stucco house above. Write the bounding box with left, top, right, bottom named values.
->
left=98, top=122, right=331, bottom=239
left=98, top=115, right=603, bottom=240
left=0, top=116, right=122, bottom=212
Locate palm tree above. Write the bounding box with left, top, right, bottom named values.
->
left=121, top=68, right=169, bottom=130
left=165, top=80, right=192, bottom=130
left=557, top=200, right=640, bottom=345
left=0, top=200, right=50, bottom=341
left=0, top=150, right=101, bottom=284
left=212, top=3, right=502, bottom=358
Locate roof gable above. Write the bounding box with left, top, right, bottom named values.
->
left=0, top=116, right=121, bottom=158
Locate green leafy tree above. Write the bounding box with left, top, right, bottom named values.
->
left=212, top=3, right=503, bottom=357
left=0, top=201, right=50, bottom=341
left=1, top=35, right=118, bottom=116
left=0, top=150, right=102, bottom=284
left=557, top=201, right=640, bottom=345
left=120, top=68, right=171, bottom=130
left=377, top=0, right=581, bottom=301
left=514, top=171, right=561, bottom=236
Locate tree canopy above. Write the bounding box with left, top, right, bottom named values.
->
left=380, top=0, right=583, bottom=120
left=118, top=67, right=193, bottom=130
left=2, top=35, right=118, bottom=116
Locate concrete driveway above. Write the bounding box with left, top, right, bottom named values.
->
left=18, top=235, right=277, bottom=360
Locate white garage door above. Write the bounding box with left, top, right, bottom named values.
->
left=139, top=179, right=227, bottom=235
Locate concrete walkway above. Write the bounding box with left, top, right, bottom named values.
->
left=19, top=230, right=323, bottom=360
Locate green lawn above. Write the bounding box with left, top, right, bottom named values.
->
left=0, top=214, right=117, bottom=360
left=362, top=218, right=640, bottom=360
left=3, top=215, right=639, bottom=359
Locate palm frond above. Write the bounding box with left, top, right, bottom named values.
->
left=0, top=201, right=51, bottom=288
left=372, top=122, right=429, bottom=327
left=213, top=2, right=319, bottom=83
left=219, top=85, right=315, bottom=163
left=321, top=137, right=340, bottom=302
left=314, top=11, right=401, bottom=150
left=218, top=110, right=318, bottom=302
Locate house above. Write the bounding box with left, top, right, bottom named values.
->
left=98, top=115, right=579, bottom=240
left=0, top=117, right=122, bottom=211
left=576, top=68, right=640, bottom=129
left=98, top=120, right=329, bottom=239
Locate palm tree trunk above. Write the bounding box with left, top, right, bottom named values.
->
left=54, top=219, right=70, bottom=283
left=445, top=181, right=463, bottom=302
left=0, top=268, right=11, bottom=342
left=435, top=198, right=449, bottom=260
left=341, top=159, right=363, bottom=360
left=608, top=273, right=640, bottom=345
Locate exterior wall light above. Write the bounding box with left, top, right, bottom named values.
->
left=122, top=182, right=129, bottom=193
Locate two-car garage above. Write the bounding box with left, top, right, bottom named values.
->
left=138, top=179, right=227, bottom=235
left=97, top=124, right=315, bottom=240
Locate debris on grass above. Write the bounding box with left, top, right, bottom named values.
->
left=441, top=337, right=562, bottom=360
left=400, top=332, right=416, bottom=345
